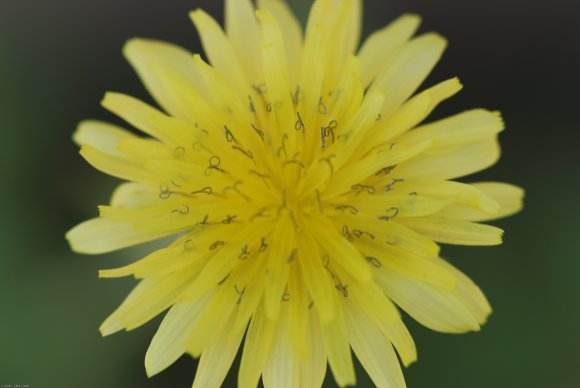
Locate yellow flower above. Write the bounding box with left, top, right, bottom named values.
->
left=66, top=0, right=523, bottom=387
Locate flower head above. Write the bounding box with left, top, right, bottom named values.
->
left=67, top=0, right=523, bottom=386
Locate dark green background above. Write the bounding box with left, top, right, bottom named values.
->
left=1, top=0, right=578, bottom=387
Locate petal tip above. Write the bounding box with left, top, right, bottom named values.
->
left=144, top=356, right=156, bottom=378
left=99, top=319, right=122, bottom=337
left=189, top=8, right=206, bottom=23
left=65, top=221, right=98, bottom=255
left=122, top=38, right=146, bottom=59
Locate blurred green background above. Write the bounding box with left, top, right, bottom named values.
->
left=1, top=0, right=578, bottom=387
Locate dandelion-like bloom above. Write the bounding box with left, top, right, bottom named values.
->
left=67, top=0, right=523, bottom=386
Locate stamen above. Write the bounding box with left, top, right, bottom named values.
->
left=171, top=204, right=190, bottom=215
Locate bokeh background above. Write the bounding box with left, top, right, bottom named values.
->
left=1, top=0, right=578, bottom=387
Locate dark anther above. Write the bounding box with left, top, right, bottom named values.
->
left=222, top=215, right=237, bottom=224
left=351, top=184, right=376, bottom=195
left=205, top=155, right=223, bottom=176
left=292, top=86, right=302, bottom=107
left=194, top=215, right=209, bottom=230
left=335, top=205, right=358, bottom=215
left=335, top=284, right=349, bottom=297
left=239, top=244, right=250, bottom=260
left=191, top=186, right=213, bottom=196
left=295, top=111, right=305, bottom=131
left=159, top=185, right=172, bottom=200
left=287, top=249, right=298, bottom=263
left=171, top=204, right=190, bottom=215
left=232, top=145, right=254, bottom=160
left=259, top=237, right=269, bottom=253
left=318, top=96, right=328, bottom=115
left=375, top=165, right=397, bottom=176
left=384, top=178, right=405, bottom=192
left=234, top=284, right=246, bottom=304
left=365, top=256, right=382, bottom=268
left=251, top=123, right=265, bottom=141
left=277, top=133, right=289, bottom=159
left=248, top=95, right=256, bottom=113
left=184, top=239, right=194, bottom=250
left=224, top=125, right=236, bottom=144
left=217, top=273, right=230, bottom=285
left=342, top=225, right=354, bottom=242
left=378, top=207, right=399, bottom=221
left=210, top=240, right=225, bottom=250
left=352, top=229, right=375, bottom=240
left=320, top=120, right=337, bottom=148
left=173, top=147, right=186, bottom=159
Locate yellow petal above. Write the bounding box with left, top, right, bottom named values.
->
left=354, top=237, right=456, bottom=289
left=256, top=9, right=296, bottom=155
left=344, top=274, right=401, bottom=327
left=324, top=140, right=432, bottom=198
left=183, top=220, right=273, bottom=301
left=257, top=0, right=302, bottom=85
left=98, top=237, right=208, bottom=279
left=296, top=228, right=336, bottom=323
left=296, top=308, right=328, bottom=388
left=388, top=180, right=500, bottom=214
left=297, top=21, right=326, bottom=159
left=232, top=256, right=268, bottom=336
left=334, top=214, right=440, bottom=258
left=344, top=300, right=406, bottom=388
left=401, top=109, right=505, bottom=155
left=109, top=182, right=159, bottom=208
left=320, top=295, right=356, bottom=387
left=358, top=13, right=421, bottom=88
left=434, top=257, right=491, bottom=325
left=238, top=303, right=276, bottom=388
left=190, top=9, right=248, bottom=94
left=123, top=38, right=206, bottom=122
left=100, top=272, right=196, bottom=336
left=320, top=0, right=361, bottom=86
left=192, top=314, right=246, bottom=388
left=73, top=120, right=135, bottom=156
left=117, top=138, right=174, bottom=163
left=395, top=137, right=501, bottom=180
left=327, top=55, right=364, bottom=131
left=143, top=158, right=232, bottom=192
left=305, top=214, right=372, bottom=283
left=98, top=202, right=201, bottom=229
left=376, top=263, right=483, bottom=333
left=342, top=194, right=452, bottom=219
left=379, top=320, right=417, bottom=368
left=346, top=0, right=363, bottom=54
left=144, top=295, right=212, bottom=377
left=286, top=264, right=309, bottom=360
left=372, top=33, right=447, bottom=117
left=297, top=55, right=364, bottom=174
left=262, top=308, right=298, bottom=388
left=441, top=182, right=524, bottom=221
left=264, top=217, right=294, bottom=319
left=332, top=90, right=386, bottom=170
left=360, top=78, right=463, bottom=154
left=398, top=217, right=504, bottom=246
left=101, top=92, right=198, bottom=146
left=66, top=217, right=174, bottom=254
left=79, top=144, right=158, bottom=183
left=186, top=280, right=238, bottom=357
left=191, top=55, right=267, bottom=169
left=225, top=0, right=262, bottom=84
